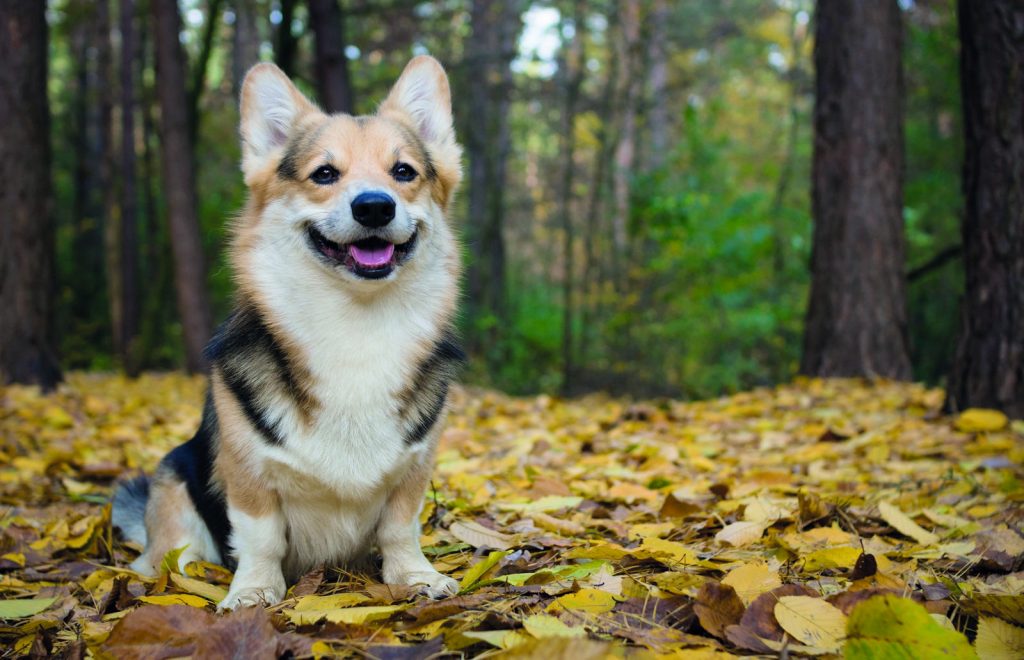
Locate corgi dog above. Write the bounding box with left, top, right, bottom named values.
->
left=112, top=56, right=464, bottom=609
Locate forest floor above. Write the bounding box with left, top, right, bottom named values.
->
left=0, top=374, right=1022, bottom=658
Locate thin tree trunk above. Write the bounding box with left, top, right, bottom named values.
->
left=232, top=0, right=261, bottom=97
left=153, top=0, right=213, bottom=372
left=0, top=1, right=62, bottom=389
left=946, top=0, right=1024, bottom=416
left=120, top=0, right=141, bottom=375
left=610, top=0, right=641, bottom=287
left=464, top=0, right=521, bottom=362
left=276, top=0, right=299, bottom=77
left=309, top=0, right=354, bottom=114
left=800, top=0, right=911, bottom=379
left=645, top=0, right=669, bottom=171
left=69, top=4, right=110, bottom=359
left=188, top=0, right=224, bottom=144
left=577, top=9, right=619, bottom=367
left=559, top=1, right=585, bottom=392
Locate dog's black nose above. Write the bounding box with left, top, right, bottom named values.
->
left=351, top=192, right=396, bottom=228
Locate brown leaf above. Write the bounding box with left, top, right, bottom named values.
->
left=738, top=583, right=817, bottom=640
left=693, top=581, right=745, bottom=638
left=289, top=566, right=324, bottom=598
left=398, top=593, right=491, bottom=630
left=103, top=604, right=311, bottom=660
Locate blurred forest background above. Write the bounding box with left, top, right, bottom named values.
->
left=2, top=0, right=1020, bottom=408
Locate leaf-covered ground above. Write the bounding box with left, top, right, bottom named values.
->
left=1, top=374, right=1022, bottom=658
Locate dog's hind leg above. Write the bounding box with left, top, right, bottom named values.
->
left=129, top=469, right=222, bottom=575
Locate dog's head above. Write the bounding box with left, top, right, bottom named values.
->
left=236, top=56, right=461, bottom=288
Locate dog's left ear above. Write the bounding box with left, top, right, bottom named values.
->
left=379, top=56, right=454, bottom=146
left=240, top=63, right=320, bottom=180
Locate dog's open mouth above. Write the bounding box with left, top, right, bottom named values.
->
left=308, top=226, right=417, bottom=279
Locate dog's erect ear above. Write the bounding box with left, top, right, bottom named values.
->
left=239, top=63, right=319, bottom=178
left=379, top=56, right=454, bottom=146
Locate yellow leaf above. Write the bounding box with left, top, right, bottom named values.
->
left=460, top=550, right=508, bottom=591
left=648, top=571, right=704, bottom=596
left=721, top=561, right=781, bottom=605
left=460, top=629, right=531, bottom=649
left=136, top=593, right=209, bottom=608
left=715, top=520, right=768, bottom=547
left=548, top=588, right=617, bottom=614
left=167, top=573, right=229, bottom=603
left=565, top=542, right=630, bottom=561
left=292, top=593, right=369, bottom=611
left=607, top=481, right=659, bottom=503
left=955, top=408, right=1008, bottom=433
left=497, top=496, right=583, bottom=513
left=448, top=520, right=514, bottom=550
left=975, top=616, right=1024, bottom=660
left=284, top=604, right=406, bottom=625
left=773, top=595, right=847, bottom=652
left=627, top=521, right=676, bottom=540
left=878, top=501, right=939, bottom=546
left=635, top=537, right=700, bottom=566
left=522, top=613, right=587, bottom=638
left=801, top=546, right=862, bottom=572
left=1, top=553, right=25, bottom=567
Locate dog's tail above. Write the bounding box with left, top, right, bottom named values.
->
left=112, top=475, right=150, bottom=546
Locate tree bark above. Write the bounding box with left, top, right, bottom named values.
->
left=153, top=0, right=214, bottom=372
left=309, top=0, right=354, bottom=114
left=188, top=0, right=224, bottom=144
left=276, top=0, right=299, bottom=78
left=232, top=0, right=261, bottom=97
left=464, top=0, right=522, bottom=360
left=559, top=1, right=585, bottom=392
left=120, top=0, right=141, bottom=375
left=0, top=1, right=62, bottom=389
left=946, top=0, right=1024, bottom=416
left=610, top=0, right=641, bottom=283
left=800, top=0, right=911, bottom=379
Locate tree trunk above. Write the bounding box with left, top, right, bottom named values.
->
left=800, top=0, right=911, bottom=379
left=0, top=1, right=62, bottom=389
left=559, top=1, right=585, bottom=392
left=68, top=1, right=110, bottom=362
left=120, top=0, right=141, bottom=375
left=946, top=0, right=1024, bottom=416
left=276, top=0, right=299, bottom=78
left=153, top=0, right=213, bottom=372
left=644, top=0, right=669, bottom=171
left=464, top=0, right=521, bottom=361
left=610, top=0, right=641, bottom=283
left=188, top=0, right=224, bottom=144
left=309, top=0, right=354, bottom=114
left=232, top=0, right=261, bottom=97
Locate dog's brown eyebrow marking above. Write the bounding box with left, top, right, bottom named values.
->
left=277, top=119, right=330, bottom=181
left=394, top=122, right=438, bottom=181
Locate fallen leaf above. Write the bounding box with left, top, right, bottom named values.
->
left=715, top=520, right=768, bottom=547
left=954, top=408, right=1008, bottom=432
left=845, top=594, right=974, bottom=659
left=522, top=613, right=587, bottom=638
left=0, top=597, right=57, bottom=619
left=878, top=501, right=940, bottom=546
left=693, top=582, right=745, bottom=638
left=448, top=520, right=514, bottom=550
left=136, top=593, right=209, bottom=608
left=721, top=561, right=781, bottom=605
left=773, top=595, right=846, bottom=651
left=548, top=588, right=617, bottom=614
left=975, top=616, right=1024, bottom=660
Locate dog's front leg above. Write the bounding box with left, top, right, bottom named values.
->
left=378, top=459, right=458, bottom=599
left=219, top=502, right=288, bottom=609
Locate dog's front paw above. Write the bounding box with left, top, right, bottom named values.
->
left=390, top=570, right=459, bottom=599
left=218, top=582, right=286, bottom=611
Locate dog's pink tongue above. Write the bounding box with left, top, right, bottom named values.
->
left=350, top=242, right=395, bottom=267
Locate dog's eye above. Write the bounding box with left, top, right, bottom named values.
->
left=309, top=165, right=339, bottom=185
left=390, top=162, right=418, bottom=183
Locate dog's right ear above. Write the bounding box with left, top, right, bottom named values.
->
left=239, top=63, right=319, bottom=180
